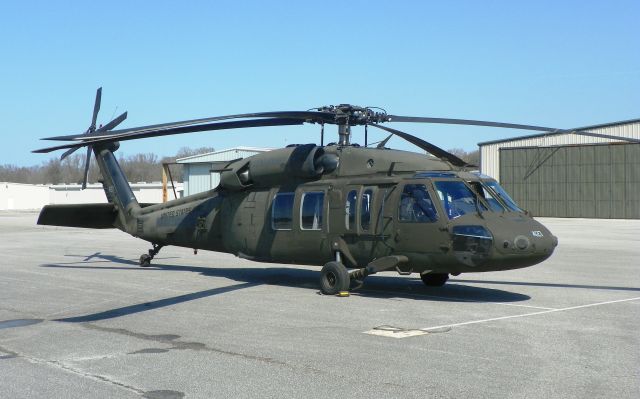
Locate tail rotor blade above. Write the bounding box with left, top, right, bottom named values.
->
left=91, top=88, right=102, bottom=130
left=81, top=146, right=92, bottom=189
left=60, top=147, right=79, bottom=161
left=97, top=111, right=127, bottom=133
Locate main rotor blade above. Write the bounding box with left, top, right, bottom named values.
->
left=370, top=124, right=469, bottom=167
left=387, top=115, right=561, bottom=133
left=572, top=130, right=640, bottom=143
left=33, top=118, right=306, bottom=154
left=91, top=87, right=102, bottom=129
left=81, top=146, right=92, bottom=189
left=43, top=111, right=332, bottom=141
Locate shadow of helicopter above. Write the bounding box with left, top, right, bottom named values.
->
left=449, top=278, right=640, bottom=293
left=62, top=252, right=180, bottom=266
left=41, top=254, right=539, bottom=323
left=57, top=252, right=640, bottom=294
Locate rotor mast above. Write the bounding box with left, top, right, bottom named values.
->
left=338, top=124, right=351, bottom=146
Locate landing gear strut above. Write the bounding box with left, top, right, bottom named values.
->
left=319, top=255, right=409, bottom=295
left=139, top=243, right=163, bottom=267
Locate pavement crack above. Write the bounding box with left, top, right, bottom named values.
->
left=82, top=323, right=288, bottom=366
left=0, top=343, right=145, bottom=395
left=78, top=322, right=409, bottom=389
left=0, top=344, right=19, bottom=357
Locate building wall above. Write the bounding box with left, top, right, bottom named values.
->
left=499, top=143, right=640, bottom=219
left=178, top=147, right=270, bottom=196
left=1, top=182, right=182, bottom=210
left=182, top=164, right=214, bottom=197
left=480, top=121, right=640, bottom=180
left=0, top=183, right=49, bottom=210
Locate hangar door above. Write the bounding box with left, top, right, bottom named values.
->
left=499, top=143, right=640, bottom=219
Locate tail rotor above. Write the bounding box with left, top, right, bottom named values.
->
left=58, top=88, right=127, bottom=189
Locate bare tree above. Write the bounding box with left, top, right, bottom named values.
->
left=1, top=146, right=215, bottom=185
left=447, top=148, right=480, bottom=166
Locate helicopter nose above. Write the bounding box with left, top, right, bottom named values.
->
left=493, top=220, right=558, bottom=264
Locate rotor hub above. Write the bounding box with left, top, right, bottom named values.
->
left=315, top=104, right=389, bottom=126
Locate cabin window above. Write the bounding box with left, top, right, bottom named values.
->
left=398, top=184, right=438, bottom=222
left=300, top=191, right=324, bottom=230
left=345, top=190, right=357, bottom=229
left=361, top=189, right=373, bottom=230
left=272, top=192, right=294, bottom=230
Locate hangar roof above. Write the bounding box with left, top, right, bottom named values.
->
left=478, top=117, right=640, bottom=147
left=176, top=147, right=272, bottom=164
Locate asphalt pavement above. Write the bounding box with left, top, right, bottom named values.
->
left=1, top=212, right=638, bottom=399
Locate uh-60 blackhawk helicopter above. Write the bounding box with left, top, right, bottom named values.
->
left=35, top=88, right=579, bottom=295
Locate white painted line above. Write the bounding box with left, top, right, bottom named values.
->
left=420, top=296, right=640, bottom=332
left=364, top=296, right=640, bottom=339
left=489, top=302, right=557, bottom=310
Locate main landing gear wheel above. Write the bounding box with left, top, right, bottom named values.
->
left=320, top=261, right=350, bottom=295
left=420, top=273, right=449, bottom=287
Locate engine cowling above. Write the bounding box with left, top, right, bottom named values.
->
left=219, top=144, right=339, bottom=191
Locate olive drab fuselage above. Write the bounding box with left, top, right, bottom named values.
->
left=127, top=145, right=558, bottom=274
left=33, top=94, right=567, bottom=289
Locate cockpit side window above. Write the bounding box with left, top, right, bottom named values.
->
left=434, top=180, right=487, bottom=220
left=470, top=182, right=505, bottom=212
left=485, top=180, right=523, bottom=212
left=398, top=184, right=438, bottom=222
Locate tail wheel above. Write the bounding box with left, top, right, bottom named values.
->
left=420, top=273, right=449, bottom=287
left=139, top=254, right=152, bottom=267
left=320, top=261, right=350, bottom=295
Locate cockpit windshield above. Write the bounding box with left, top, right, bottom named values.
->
left=433, top=180, right=487, bottom=220
left=484, top=180, right=523, bottom=212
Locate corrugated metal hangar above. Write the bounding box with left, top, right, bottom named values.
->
left=479, top=119, right=640, bottom=219
left=177, top=147, right=271, bottom=196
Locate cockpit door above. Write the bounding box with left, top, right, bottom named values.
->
left=392, top=181, right=450, bottom=265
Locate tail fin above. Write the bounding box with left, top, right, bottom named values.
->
left=93, top=143, right=141, bottom=232
left=36, top=143, right=141, bottom=231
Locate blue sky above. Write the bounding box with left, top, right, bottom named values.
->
left=1, top=0, right=638, bottom=166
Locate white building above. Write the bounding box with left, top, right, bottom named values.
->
left=0, top=183, right=49, bottom=210
left=177, top=147, right=271, bottom=196
left=0, top=182, right=183, bottom=211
